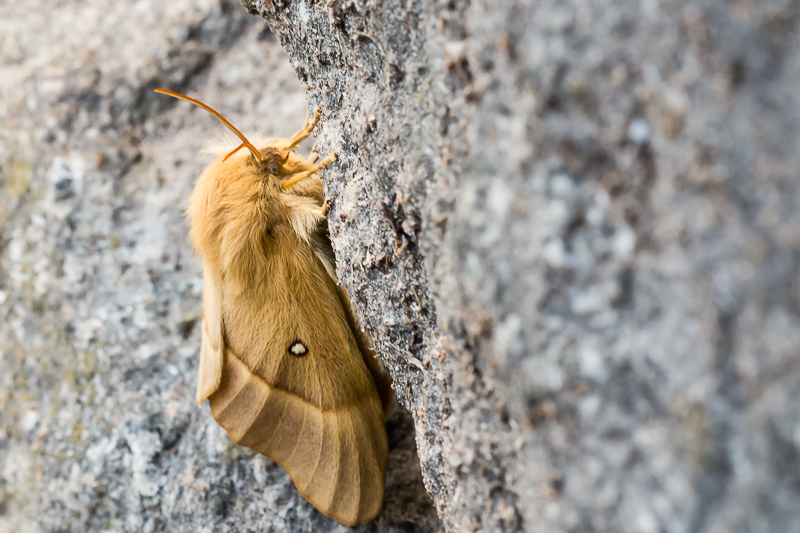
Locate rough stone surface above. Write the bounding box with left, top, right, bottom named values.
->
left=0, top=1, right=436, bottom=532
left=3, top=0, right=800, bottom=532
left=245, top=0, right=800, bottom=532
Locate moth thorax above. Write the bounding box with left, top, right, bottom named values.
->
left=288, top=341, right=308, bottom=357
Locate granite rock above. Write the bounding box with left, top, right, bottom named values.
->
left=244, top=0, right=800, bottom=531
left=0, top=1, right=436, bottom=531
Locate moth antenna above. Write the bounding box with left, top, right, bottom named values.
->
left=222, top=142, right=246, bottom=162
left=154, top=89, right=263, bottom=163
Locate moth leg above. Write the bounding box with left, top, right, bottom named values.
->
left=281, top=151, right=338, bottom=190
left=299, top=151, right=337, bottom=180
left=286, top=108, right=320, bottom=150
left=274, top=108, right=322, bottom=163
left=276, top=150, right=324, bottom=177
left=311, top=151, right=337, bottom=172
left=322, top=197, right=331, bottom=216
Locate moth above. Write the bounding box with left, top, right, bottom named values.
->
left=154, top=89, right=393, bottom=525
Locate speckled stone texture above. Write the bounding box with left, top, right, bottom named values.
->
left=0, top=1, right=437, bottom=532
left=244, top=0, right=800, bottom=532
left=3, top=0, right=800, bottom=532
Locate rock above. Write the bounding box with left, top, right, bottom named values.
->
left=3, top=0, right=800, bottom=531
left=0, top=1, right=436, bottom=531
left=244, top=0, right=800, bottom=531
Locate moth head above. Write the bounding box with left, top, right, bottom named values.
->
left=254, top=147, right=288, bottom=179
left=154, top=89, right=292, bottom=184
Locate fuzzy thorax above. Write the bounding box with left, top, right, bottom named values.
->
left=187, top=140, right=329, bottom=292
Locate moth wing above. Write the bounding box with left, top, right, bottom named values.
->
left=196, top=264, right=223, bottom=404
left=207, top=229, right=387, bottom=526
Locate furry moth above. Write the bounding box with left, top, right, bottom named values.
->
left=154, top=89, right=393, bottom=526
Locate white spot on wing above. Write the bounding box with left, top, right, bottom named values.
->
left=289, top=341, right=308, bottom=356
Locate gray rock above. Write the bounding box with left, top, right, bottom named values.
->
left=244, top=0, right=800, bottom=532
left=0, top=1, right=435, bottom=531
left=3, top=0, right=800, bottom=532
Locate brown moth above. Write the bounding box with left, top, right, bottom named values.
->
left=154, top=89, right=393, bottom=526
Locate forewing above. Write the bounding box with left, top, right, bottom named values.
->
left=197, top=263, right=223, bottom=404
left=208, top=226, right=387, bottom=525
